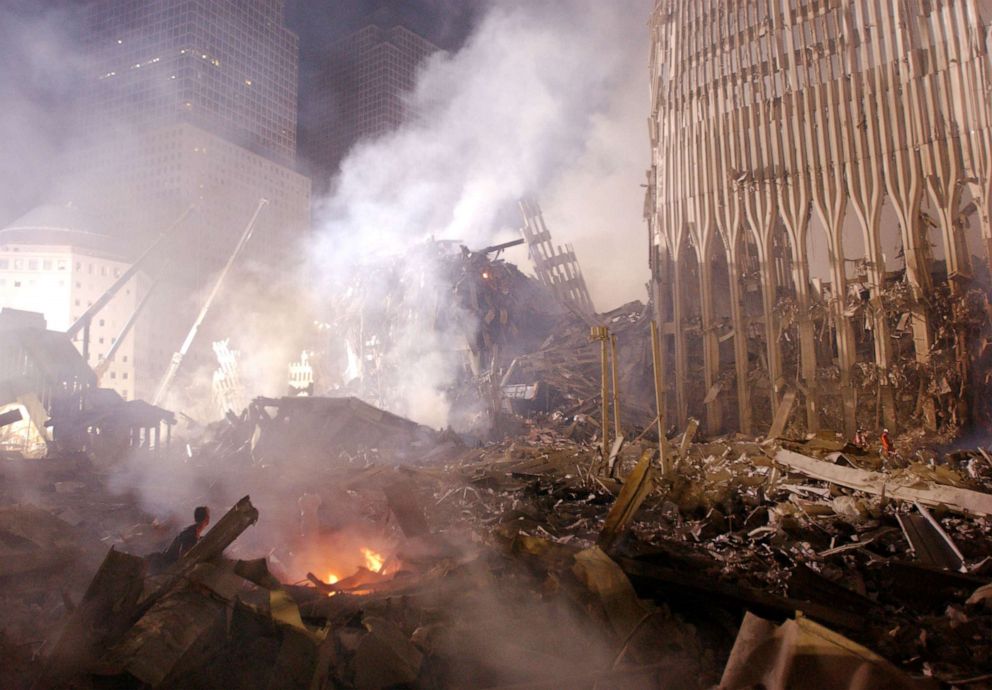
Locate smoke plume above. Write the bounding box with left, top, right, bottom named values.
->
left=308, top=0, right=653, bottom=426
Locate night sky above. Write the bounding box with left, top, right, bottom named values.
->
left=0, top=0, right=488, bottom=223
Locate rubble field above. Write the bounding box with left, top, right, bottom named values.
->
left=1, top=403, right=991, bottom=690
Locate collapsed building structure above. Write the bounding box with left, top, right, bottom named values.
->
left=646, top=0, right=992, bottom=439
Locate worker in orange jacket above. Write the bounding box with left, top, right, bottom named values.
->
left=880, top=428, right=894, bottom=456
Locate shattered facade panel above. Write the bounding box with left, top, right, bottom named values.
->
left=647, top=0, right=992, bottom=438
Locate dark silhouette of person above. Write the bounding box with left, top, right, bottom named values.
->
left=162, top=506, right=210, bottom=563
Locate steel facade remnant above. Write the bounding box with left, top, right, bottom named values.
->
left=647, top=0, right=992, bottom=438
left=519, top=198, right=597, bottom=322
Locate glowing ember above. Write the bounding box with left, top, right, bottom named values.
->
left=361, top=547, right=385, bottom=573
left=326, top=573, right=339, bottom=585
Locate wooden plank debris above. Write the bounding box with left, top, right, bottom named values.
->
left=597, top=450, right=656, bottom=551
left=720, top=613, right=936, bottom=690
left=678, top=418, right=699, bottom=456
left=774, top=449, right=992, bottom=516
left=765, top=388, right=797, bottom=441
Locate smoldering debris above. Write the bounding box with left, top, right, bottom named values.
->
left=2, top=403, right=992, bottom=689
left=3, top=222, right=992, bottom=689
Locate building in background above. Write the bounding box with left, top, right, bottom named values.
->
left=0, top=205, right=153, bottom=400
left=73, top=0, right=311, bottom=285
left=303, top=8, right=438, bottom=189
left=646, top=0, right=992, bottom=440
left=84, top=0, right=298, bottom=166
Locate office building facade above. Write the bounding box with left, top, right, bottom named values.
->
left=646, top=0, right=992, bottom=438
left=306, top=20, right=438, bottom=186
left=85, top=0, right=299, bottom=165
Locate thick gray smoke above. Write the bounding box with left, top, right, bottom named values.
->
left=1, top=0, right=656, bottom=527
left=313, top=0, right=651, bottom=297
left=0, top=3, right=88, bottom=224
left=310, top=0, right=653, bottom=426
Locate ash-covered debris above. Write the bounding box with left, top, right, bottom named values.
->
left=310, top=238, right=564, bottom=431
left=1, top=401, right=990, bottom=689
left=500, top=300, right=658, bottom=428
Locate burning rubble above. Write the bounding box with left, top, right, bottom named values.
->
left=2, top=409, right=991, bottom=689
left=1, top=204, right=991, bottom=690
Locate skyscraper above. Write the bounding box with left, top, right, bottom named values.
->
left=63, top=0, right=312, bottom=402
left=304, top=9, right=438, bottom=187
left=85, top=0, right=299, bottom=165
left=72, top=0, right=311, bottom=283
left=646, top=0, right=992, bottom=438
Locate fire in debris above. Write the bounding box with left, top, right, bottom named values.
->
left=361, top=546, right=384, bottom=573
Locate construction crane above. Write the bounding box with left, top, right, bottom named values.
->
left=153, top=199, right=268, bottom=407
left=92, top=278, right=161, bottom=382
left=65, top=205, right=194, bottom=361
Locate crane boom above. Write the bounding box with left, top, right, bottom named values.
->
left=66, top=205, right=193, bottom=340
left=153, top=199, right=268, bottom=406
left=93, top=278, right=161, bottom=382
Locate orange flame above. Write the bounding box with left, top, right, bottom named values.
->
left=326, top=573, right=339, bottom=585
left=361, top=547, right=385, bottom=573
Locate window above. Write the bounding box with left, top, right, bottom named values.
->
left=57, top=260, right=67, bottom=271
left=110, top=372, right=116, bottom=379
left=0, top=259, right=7, bottom=269
left=122, top=372, right=128, bottom=379
left=99, top=319, right=105, bottom=326
left=13, top=281, right=20, bottom=287
left=123, top=355, right=128, bottom=362
left=99, top=337, right=104, bottom=344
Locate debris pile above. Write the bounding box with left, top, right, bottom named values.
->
left=2, top=407, right=989, bottom=689
left=500, top=301, right=658, bottom=429
left=313, top=239, right=562, bottom=427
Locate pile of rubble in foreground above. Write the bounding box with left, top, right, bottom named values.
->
left=1, top=417, right=991, bottom=689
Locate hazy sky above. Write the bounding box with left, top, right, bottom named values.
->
left=0, top=0, right=653, bottom=308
